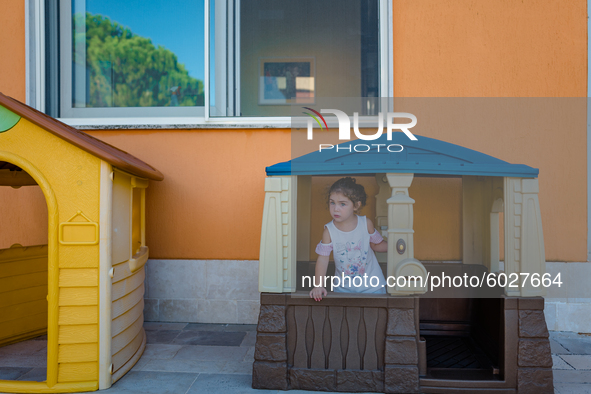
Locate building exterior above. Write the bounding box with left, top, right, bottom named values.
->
left=0, top=0, right=588, bottom=334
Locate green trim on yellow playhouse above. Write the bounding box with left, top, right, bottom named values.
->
left=266, top=132, right=539, bottom=178
left=0, top=105, right=21, bottom=132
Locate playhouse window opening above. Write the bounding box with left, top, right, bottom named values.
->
left=296, top=175, right=383, bottom=292
left=0, top=165, right=48, bottom=382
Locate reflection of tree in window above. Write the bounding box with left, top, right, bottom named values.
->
left=74, top=13, right=204, bottom=108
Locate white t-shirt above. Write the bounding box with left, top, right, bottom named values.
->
left=324, top=215, right=386, bottom=294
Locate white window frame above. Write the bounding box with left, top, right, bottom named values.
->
left=26, top=0, right=393, bottom=129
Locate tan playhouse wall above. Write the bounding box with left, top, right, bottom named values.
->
left=0, top=0, right=587, bottom=262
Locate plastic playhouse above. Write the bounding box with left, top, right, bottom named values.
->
left=254, top=133, right=553, bottom=393
left=0, top=93, right=162, bottom=393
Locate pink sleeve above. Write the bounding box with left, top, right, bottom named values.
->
left=315, top=241, right=333, bottom=256
left=370, top=230, right=384, bottom=244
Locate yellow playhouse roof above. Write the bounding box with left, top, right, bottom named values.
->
left=0, top=92, right=163, bottom=181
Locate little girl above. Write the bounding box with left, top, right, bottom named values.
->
left=310, top=177, right=388, bottom=301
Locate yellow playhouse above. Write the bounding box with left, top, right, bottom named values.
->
left=0, top=92, right=163, bottom=393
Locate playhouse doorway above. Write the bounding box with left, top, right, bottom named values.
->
left=0, top=162, right=49, bottom=382
left=419, top=297, right=504, bottom=381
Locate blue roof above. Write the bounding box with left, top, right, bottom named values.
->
left=266, top=132, right=538, bottom=177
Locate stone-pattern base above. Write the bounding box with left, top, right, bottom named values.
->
left=516, top=298, right=554, bottom=394
left=253, top=294, right=554, bottom=393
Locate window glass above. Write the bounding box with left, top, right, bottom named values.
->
left=69, top=0, right=204, bottom=110
left=237, top=0, right=379, bottom=117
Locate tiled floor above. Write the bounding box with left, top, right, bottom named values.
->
left=1, top=325, right=591, bottom=393
left=550, top=331, right=591, bottom=394
left=0, top=335, right=47, bottom=382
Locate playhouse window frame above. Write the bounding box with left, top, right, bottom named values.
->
left=25, top=0, right=393, bottom=129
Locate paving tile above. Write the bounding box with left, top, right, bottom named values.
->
left=172, top=330, right=246, bottom=346
left=243, top=347, right=255, bottom=362
left=553, top=370, right=591, bottom=383
left=276, top=390, right=375, bottom=394
left=223, top=324, right=257, bottom=332
left=551, top=339, right=571, bottom=354
left=241, top=331, right=257, bottom=347
left=221, top=361, right=255, bottom=375
left=130, top=356, right=152, bottom=372
left=141, top=358, right=227, bottom=374
left=186, top=373, right=258, bottom=394
left=0, top=354, right=46, bottom=368
left=554, top=338, right=591, bottom=355
left=145, top=329, right=182, bottom=344
left=142, top=344, right=183, bottom=359
left=16, top=367, right=46, bottom=382
left=143, top=322, right=188, bottom=331
left=106, top=371, right=198, bottom=394
left=174, top=345, right=250, bottom=362
left=184, top=323, right=227, bottom=332
left=561, top=355, right=591, bottom=370
left=553, top=355, right=574, bottom=370
left=0, top=340, right=46, bottom=356
left=551, top=331, right=586, bottom=340
left=0, top=367, right=32, bottom=380
left=554, top=383, right=591, bottom=394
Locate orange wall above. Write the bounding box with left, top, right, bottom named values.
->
left=392, top=0, right=587, bottom=97
left=87, top=130, right=291, bottom=260
left=0, top=0, right=587, bottom=261
left=0, top=0, right=26, bottom=101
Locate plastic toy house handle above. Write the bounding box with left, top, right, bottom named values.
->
left=128, top=246, right=149, bottom=273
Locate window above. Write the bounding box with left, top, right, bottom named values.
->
left=28, top=0, right=391, bottom=124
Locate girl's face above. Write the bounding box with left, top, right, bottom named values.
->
left=329, top=192, right=360, bottom=224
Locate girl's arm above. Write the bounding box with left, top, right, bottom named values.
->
left=367, top=218, right=388, bottom=253
left=310, top=227, right=331, bottom=301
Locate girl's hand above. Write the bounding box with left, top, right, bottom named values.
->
left=309, top=287, right=327, bottom=301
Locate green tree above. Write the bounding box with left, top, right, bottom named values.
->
left=74, top=13, right=204, bottom=108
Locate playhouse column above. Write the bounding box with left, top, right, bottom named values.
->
left=259, top=176, right=297, bottom=293
left=386, top=174, right=414, bottom=294
left=504, top=178, right=546, bottom=297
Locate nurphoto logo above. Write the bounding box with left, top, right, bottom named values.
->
left=302, top=108, right=418, bottom=152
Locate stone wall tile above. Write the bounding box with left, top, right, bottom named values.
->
left=385, top=337, right=418, bottom=365
left=518, top=339, right=552, bottom=368
left=159, top=299, right=200, bottom=322
left=386, top=309, right=416, bottom=336
left=337, top=369, right=383, bottom=392
left=254, top=333, right=286, bottom=361
left=517, top=368, right=553, bottom=394
left=236, top=300, right=260, bottom=324
left=257, top=305, right=286, bottom=333
left=143, top=298, right=159, bottom=322
left=146, top=260, right=207, bottom=299
left=198, top=299, right=237, bottom=324
left=252, top=361, right=288, bottom=390
left=519, top=310, right=549, bottom=338
left=289, top=368, right=335, bottom=391
left=384, top=365, right=419, bottom=393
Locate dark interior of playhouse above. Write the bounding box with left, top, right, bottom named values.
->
left=296, top=174, right=506, bottom=383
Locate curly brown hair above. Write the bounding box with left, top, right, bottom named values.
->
left=327, top=177, right=367, bottom=211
